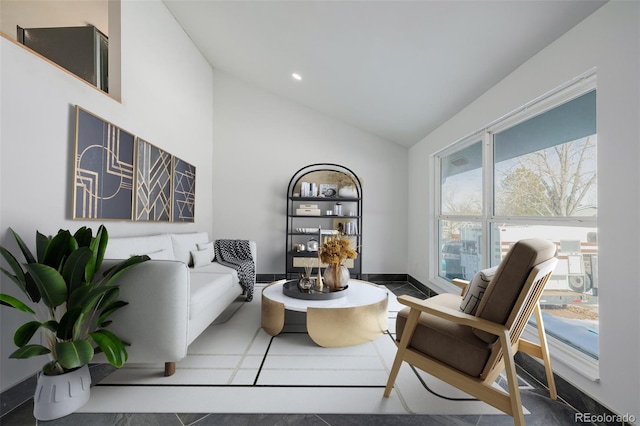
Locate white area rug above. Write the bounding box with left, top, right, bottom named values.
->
left=81, top=284, right=527, bottom=415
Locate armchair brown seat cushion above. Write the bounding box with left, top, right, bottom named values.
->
left=395, top=239, right=557, bottom=378
left=396, top=293, right=492, bottom=377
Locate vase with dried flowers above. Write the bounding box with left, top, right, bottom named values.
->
left=319, top=235, right=357, bottom=290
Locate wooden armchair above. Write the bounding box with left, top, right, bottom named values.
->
left=384, top=239, right=558, bottom=425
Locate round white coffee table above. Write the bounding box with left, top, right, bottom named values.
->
left=261, top=279, right=388, bottom=347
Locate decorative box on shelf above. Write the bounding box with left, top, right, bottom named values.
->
left=296, top=204, right=320, bottom=216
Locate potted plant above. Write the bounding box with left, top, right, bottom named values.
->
left=0, top=225, right=148, bottom=420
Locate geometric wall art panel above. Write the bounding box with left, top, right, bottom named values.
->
left=135, top=138, right=172, bottom=221
left=172, top=157, right=196, bottom=222
left=73, top=106, right=134, bottom=220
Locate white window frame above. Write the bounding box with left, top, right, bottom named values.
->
left=431, top=70, right=599, bottom=379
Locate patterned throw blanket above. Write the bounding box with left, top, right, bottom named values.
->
left=214, top=239, right=256, bottom=302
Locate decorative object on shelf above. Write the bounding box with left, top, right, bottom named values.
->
left=306, top=238, right=319, bottom=252
left=320, top=184, right=338, bottom=197
left=0, top=225, right=149, bottom=420
left=334, top=202, right=343, bottom=216
left=339, top=185, right=357, bottom=198
left=319, top=234, right=358, bottom=290
left=296, top=204, right=321, bottom=216
left=333, top=218, right=358, bottom=236
left=301, top=182, right=318, bottom=197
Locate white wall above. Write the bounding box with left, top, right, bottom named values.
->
left=0, top=0, right=213, bottom=391
left=408, top=1, right=639, bottom=418
left=211, top=70, right=408, bottom=274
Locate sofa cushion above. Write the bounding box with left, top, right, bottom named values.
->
left=197, top=242, right=215, bottom=262
left=171, top=232, right=209, bottom=266
left=189, top=272, right=235, bottom=320
left=145, top=248, right=174, bottom=260
left=191, top=249, right=212, bottom=268
left=396, top=293, right=492, bottom=377
left=104, top=234, right=175, bottom=260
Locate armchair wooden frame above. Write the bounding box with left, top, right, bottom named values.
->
left=384, top=257, right=558, bottom=426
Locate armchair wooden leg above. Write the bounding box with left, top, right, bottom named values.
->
left=164, top=362, right=176, bottom=376
left=384, top=352, right=404, bottom=397
left=500, top=331, right=525, bottom=426
left=534, top=303, right=557, bottom=400
left=384, top=309, right=420, bottom=397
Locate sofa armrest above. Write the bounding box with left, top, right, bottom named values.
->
left=99, top=259, right=191, bottom=363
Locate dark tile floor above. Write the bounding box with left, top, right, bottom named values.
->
left=0, top=282, right=594, bottom=425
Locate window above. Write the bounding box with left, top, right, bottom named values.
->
left=436, top=76, right=598, bottom=360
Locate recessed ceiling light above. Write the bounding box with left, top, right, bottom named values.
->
left=292, top=73, right=302, bottom=81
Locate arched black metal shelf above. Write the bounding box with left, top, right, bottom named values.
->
left=285, top=163, right=363, bottom=279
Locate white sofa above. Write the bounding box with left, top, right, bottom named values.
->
left=100, top=231, right=257, bottom=375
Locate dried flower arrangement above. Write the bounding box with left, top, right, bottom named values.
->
left=319, top=234, right=358, bottom=266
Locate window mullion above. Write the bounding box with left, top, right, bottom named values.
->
left=482, top=132, right=493, bottom=269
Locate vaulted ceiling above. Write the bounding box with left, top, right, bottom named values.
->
left=164, top=1, right=606, bottom=147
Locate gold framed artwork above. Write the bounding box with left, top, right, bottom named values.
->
left=73, top=107, right=134, bottom=220
left=73, top=106, right=196, bottom=222
left=135, top=138, right=172, bottom=221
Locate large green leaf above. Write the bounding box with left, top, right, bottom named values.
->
left=90, top=329, right=128, bottom=368
left=94, top=225, right=108, bottom=274
left=23, top=263, right=67, bottom=308
left=0, top=247, right=26, bottom=290
left=86, top=225, right=108, bottom=282
left=24, top=272, right=41, bottom=303
left=14, top=321, right=43, bottom=347
left=0, top=267, right=30, bottom=298
left=57, top=307, right=82, bottom=340
left=9, top=344, right=50, bottom=359
left=35, top=231, right=50, bottom=264
left=68, top=284, right=110, bottom=312
left=43, top=230, right=71, bottom=270
left=98, top=300, right=128, bottom=327
left=0, top=294, right=35, bottom=314
left=73, top=227, right=92, bottom=248
left=62, top=247, right=92, bottom=295
left=55, top=340, right=93, bottom=370
left=98, top=255, right=149, bottom=287
left=9, top=228, right=36, bottom=264
left=96, top=287, right=119, bottom=311
left=41, top=320, right=58, bottom=332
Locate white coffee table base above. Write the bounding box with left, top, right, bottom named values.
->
left=261, top=279, right=388, bottom=347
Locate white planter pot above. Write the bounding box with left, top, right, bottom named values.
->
left=33, top=364, right=91, bottom=421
